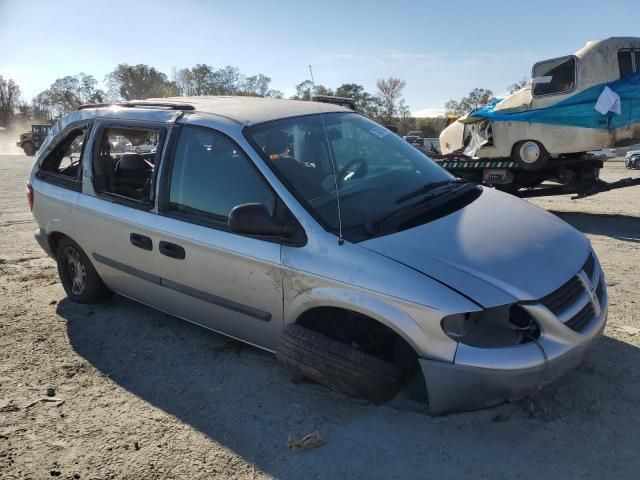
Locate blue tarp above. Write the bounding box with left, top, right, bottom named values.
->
left=469, top=72, right=640, bottom=130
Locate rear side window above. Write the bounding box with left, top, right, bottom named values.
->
left=93, top=125, right=164, bottom=206
left=618, top=49, right=640, bottom=78
left=38, top=126, right=88, bottom=187
left=167, top=126, right=275, bottom=224
left=532, top=56, right=576, bottom=97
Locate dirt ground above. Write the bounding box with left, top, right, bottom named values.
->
left=1, top=153, right=639, bottom=480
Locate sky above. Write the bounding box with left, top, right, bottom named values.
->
left=1, top=0, right=639, bottom=117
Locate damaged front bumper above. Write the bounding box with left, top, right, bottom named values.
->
left=420, top=276, right=608, bottom=415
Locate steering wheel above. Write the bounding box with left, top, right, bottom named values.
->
left=336, top=158, right=368, bottom=186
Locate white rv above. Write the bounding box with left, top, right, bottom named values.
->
left=440, top=37, right=640, bottom=170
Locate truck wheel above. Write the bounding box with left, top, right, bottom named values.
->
left=635, top=159, right=640, bottom=170
left=22, top=142, right=35, bottom=156
left=56, top=237, right=112, bottom=304
left=276, top=324, right=403, bottom=402
left=513, top=140, right=549, bottom=171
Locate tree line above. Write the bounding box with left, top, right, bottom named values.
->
left=1, top=64, right=413, bottom=128
left=1, top=62, right=526, bottom=136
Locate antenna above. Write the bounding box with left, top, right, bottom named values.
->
left=309, top=65, right=344, bottom=246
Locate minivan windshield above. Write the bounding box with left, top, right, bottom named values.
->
left=246, top=112, right=478, bottom=241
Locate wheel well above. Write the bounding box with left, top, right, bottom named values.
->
left=48, top=232, right=67, bottom=256
left=295, top=307, right=418, bottom=371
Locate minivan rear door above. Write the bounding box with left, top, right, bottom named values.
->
left=74, top=118, right=171, bottom=307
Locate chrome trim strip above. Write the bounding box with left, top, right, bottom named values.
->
left=92, top=252, right=271, bottom=322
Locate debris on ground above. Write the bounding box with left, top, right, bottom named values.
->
left=24, top=397, right=65, bottom=409
left=46, top=387, right=56, bottom=397
left=287, top=431, right=325, bottom=452
left=0, top=401, right=20, bottom=413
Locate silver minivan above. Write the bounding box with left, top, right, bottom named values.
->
left=29, top=97, right=608, bottom=414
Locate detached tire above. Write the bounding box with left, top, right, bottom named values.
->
left=276, top=324, right=403, bottom=402
left=56, top=236, right=112, bottom=304
left=513, top=140, right=549, bottom=170
left=22, top=142, right=35, bottom=156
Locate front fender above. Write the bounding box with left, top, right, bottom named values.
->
left=284, top=284, right=458, bottom=362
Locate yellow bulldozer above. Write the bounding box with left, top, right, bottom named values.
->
left=16, top=123, right=52, bottom=156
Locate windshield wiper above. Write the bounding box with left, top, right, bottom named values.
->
left=365, top=180, right=479, bottom=236
left=395, top=178, right=472, bottom=204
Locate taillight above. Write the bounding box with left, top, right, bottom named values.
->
left=27, top=183, right=34, bottom=211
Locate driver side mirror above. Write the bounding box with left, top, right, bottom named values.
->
left=228, top=203, right=298, bottom=239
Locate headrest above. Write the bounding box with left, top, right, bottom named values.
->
left=264, top=130, right=288, bottom=158
left=117, top=153, right=146, bottom=171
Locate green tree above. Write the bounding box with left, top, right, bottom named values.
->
left=291, top=80, right=314, bottom=100
left=241, top=74, right=282, bottom=98
left=106, top=64, right=179, bottom=100
left=335, top=83, right=382, bottom=118
left=444, top=88, right=494, bottom=116
left=32, top=73, right=105, bottom=118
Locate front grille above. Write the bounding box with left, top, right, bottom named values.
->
left=541, top=276, right=585, bottom=315
left=582, top=253, right=595, bottom=280
left=538, top=252, right=603, bottom=333
left=565, top=303, right=594, bottom=331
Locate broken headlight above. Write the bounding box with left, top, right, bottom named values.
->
left=441, top=305, right=540, bottom=347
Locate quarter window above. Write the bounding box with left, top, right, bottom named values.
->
left=168, top=126, right=275, bottom=224
left=39, top=126, right=87, bottom=181
left=532, top=56, right=576, bottom=97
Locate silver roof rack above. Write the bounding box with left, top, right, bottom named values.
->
left=77, top=101, right=195, bottom=111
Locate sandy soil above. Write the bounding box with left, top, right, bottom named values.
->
left=1, top=154, right=639, bottom=479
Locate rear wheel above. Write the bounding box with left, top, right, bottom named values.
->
left=513, top=140, right=549, bottom=171
left=276, top=323, right=403, bottom=402
left=56, top=237, right=111, bottom=304
left=22, top=142, right=35, bottom=156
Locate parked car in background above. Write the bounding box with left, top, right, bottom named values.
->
left=625, top=149, right=640, bottom=159
left=404, top=134, right=423, bottom=148
left=625, top=151, right=640, bottom=168
left=423, top=137, right=441, bottom=155
left=587, top=148, right=617, bottom=158
left=29, top=96, right=607, bottom=415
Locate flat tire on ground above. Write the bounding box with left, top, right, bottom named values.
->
left=276, top=323, right=403, bottom=402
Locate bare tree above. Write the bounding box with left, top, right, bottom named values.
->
left=0, top=76, right=22, bottom=127
left=376, top=77, right=406, bottom=121
left=508, top=77, right=528, bottom=94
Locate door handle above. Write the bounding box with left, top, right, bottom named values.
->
left=159, top=241, right=185, bottom=260
left=130, top=233, right=152, bottom=251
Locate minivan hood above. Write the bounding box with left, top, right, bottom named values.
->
left=360, top=188, right=589, bottom=307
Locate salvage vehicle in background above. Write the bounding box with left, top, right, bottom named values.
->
left=438, top=37, right=640, bottom=196
left=28, top=97, right=607, bottom=414
left=16, top=123, right=52, bottom=156
left=626, top=151, right=640, bottom=168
